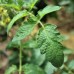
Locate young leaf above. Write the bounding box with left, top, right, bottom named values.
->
left=38, top=5, right=61, bottom=19
left=22, top=64, right=45, bottom=74
left=12, top=20, right=37, bottom=42
left=5, top=65, right=17, bottom=74
left=37, top=24, right=64, bottom=67
left=7, top=10, right=28, bottom=33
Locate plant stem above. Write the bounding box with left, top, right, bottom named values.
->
left=19, top=42, right=22, bottom=74
left=64, top=64, right=74, bottom=74
left=39, top=21, right=45, bottom=29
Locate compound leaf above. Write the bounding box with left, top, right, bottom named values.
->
left=37, top=24, right=64, bottom=67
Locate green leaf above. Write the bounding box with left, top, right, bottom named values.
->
left=0, top=0, right=12, bottom=4
left=0, top=4, right=20, bottom=10
left=68, top=60, right=74, bottom=69
left=46, top=41, right=64, bottom=67
left=38, top=5, right=61, bottom=18
left=12, top=20, right=36, bottom=42
left=6, top=41, right=20, bottom=49
left=0, top=0, right=38, bottom=10
left=0, top=0, right=24, bottom=9
left=32, top=49, right=45, bottom=66
left=7, top=10, right=28, bottom=33
left=37, top=24, right=64, bottom=53
left=37, top=24, right=64, bottom=67
left=22, top=39, right=37, bottom=49
left=64, top=49, right=74, bottom=54
left=64, top=55, right=68, bottom=63
left=62, top=72, right=68, bottom=74
left=23, top=0, right=38, bottom=10
left=16, top=0, right=25, bottom=6
left=44, top=62, right=57, bottom=74
left=5, top=65, right=17, bottom=74
left=22, top=64, right=45, bottom=74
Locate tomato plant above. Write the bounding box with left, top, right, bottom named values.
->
left=0, top=0, right=69, bottom=74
